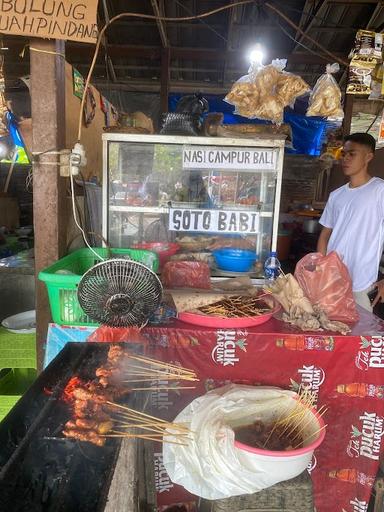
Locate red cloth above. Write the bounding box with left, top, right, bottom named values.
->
left=143, top=308, right=384, bottom=511
left=87, top=326, right=148, bottom=344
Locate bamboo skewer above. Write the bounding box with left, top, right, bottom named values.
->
left=127, top=354, right=196, bottom=375
left=293, top=424, right=328, bottom=450
left=124, top=362, right=189, bottom=377
left=106, top=401, right=172, bottom=422
left=262, top=387, right=327, bottom=449
left=112, top=417, right=190, bottom=432
left=111, top=414, right=192, bottom=432
left=290, top=406, right=328, bottom=444
left=131, top=386, right=196, bottom=391
left=102, top=433, right=188, bottom=446
left=123, top=376, right=197, bottom=383
left=106, top=402, right=193, bottom=436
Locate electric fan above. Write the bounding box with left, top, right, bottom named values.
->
left=77, top=258, right=163, bottom=326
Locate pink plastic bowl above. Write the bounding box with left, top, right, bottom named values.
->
left=234, top=408, right=326, bottom=458
left=232, top=402, right=326, bottom=483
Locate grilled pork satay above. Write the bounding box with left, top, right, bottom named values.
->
left=73, top=398, right=106, bottom=418
left=107, top=345, right=125, bottom=363
left=63, top=428, right=105, bottom=447
left=73, top=384, right=128, bottom=403
left=75, top=418, right=113, bottom=434
left=65, top=419, right=77, bottom=429
left=95, top=367, right=124, bottom=387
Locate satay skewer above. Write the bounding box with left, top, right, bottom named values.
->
left=293, top=424, right=327, bottom=450
left=122, top=376, right=198, bottom=383
left=111, top=410, right=191, bottom=432
left=106, top=401, right=187, bottom=428
left=113, top=418, right=191, bottom=433
left=102, top=433, right=188, bottom=446
left=131, top=386, right=196, bottom=391
left=127, top=354, right=196, bottom=376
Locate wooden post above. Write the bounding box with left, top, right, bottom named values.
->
left=160, top=47, right=170, bottom=114
left=30, top=39, right=67, bottom=371
left=342, top=93, right=354, bottom=137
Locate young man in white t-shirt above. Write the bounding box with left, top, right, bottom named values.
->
left=317, top=132, right=384, bottom=312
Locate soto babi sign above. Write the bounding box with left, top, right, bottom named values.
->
left=0, top=0, right=98, bottom=43
left=169, top=208, right=260, bottom=234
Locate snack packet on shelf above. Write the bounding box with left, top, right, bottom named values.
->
left=368, top=63, right=384, bottom=100
left=349, top=29, right=383, bottom=61
left=347, top=56, right=377, bottom=95
left=306, top=63, right=344, bottom=121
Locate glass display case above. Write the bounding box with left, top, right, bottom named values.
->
left=102, top=134, right=285, bottom=276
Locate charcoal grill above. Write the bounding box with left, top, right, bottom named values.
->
left=0, top=343, right=156, bottom=512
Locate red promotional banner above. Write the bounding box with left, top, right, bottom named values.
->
left=143, top=308, right=384, bottom=512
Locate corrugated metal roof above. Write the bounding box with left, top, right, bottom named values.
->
left=3, top=0, right=384, bottom=93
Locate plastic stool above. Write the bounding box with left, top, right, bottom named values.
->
left=198, top=471, right=313, bottom=512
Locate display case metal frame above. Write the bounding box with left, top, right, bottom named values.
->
left=102, top=133, right=285, bottom=259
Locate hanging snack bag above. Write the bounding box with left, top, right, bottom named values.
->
left=347, top=56, right=377, bottom=95
left=368, top=63, right=384, bottom=100
left=225, top=59, right=309, bottom=124
left=275, top=72, right=310, bottom=107
left=349, top=30, right=383, bottom=61
left=225, top=61, right=284, bottom=122
left=307, top=64, right=344, bottom=121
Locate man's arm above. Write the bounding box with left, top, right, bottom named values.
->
left=317, top=226, right=333, bottom=255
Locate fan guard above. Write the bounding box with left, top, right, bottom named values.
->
left=77, top=258, right=163, bottom=327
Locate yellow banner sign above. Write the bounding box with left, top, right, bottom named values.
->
left=0, top=0, right=98, bottom=43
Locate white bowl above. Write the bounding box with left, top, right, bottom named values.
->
left=2, top=310, right=36, bottom=334
left=15, top=227, right=33, bottom=237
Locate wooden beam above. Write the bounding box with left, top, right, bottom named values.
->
left=160, top=47, right=170, bottom=113
left=30, top=40, right=67, bottom=372
left=151, top=0, right=169, bottom=48
left=294, top=0, right=315, bottom=40
left=101, top=0, right=117, bottom=82
left=293, top=0, right=329, bottom=51
left=329, top=0, right=383, bottom=3
left=65, top=43, right=347, bottom=65
left=223, top=0, right=243, bottom=84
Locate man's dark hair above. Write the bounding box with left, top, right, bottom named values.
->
left=344, top=132, right=376, bottom=153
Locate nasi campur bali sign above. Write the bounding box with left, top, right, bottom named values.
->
left=0, top=0, right=98, bottom=43
left=182, top=147, right=278, bottom=171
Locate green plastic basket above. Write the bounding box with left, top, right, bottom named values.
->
left=38, top=247, right=159, bottom=326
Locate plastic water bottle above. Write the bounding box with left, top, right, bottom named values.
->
left=264, top=251, right=281, bottom=284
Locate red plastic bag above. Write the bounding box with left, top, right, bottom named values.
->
left=87, top=326, right=148, bottom=344
left=162, top=261, right=211, bottom=289
left=294, top=251, right=359, bottom=323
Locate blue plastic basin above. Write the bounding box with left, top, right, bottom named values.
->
left=213, top=248, right=257, bottom=272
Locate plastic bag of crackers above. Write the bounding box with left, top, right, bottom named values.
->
left=225, top=59, right=309, bottom=124
left=306, top=63, right=344, bottom=121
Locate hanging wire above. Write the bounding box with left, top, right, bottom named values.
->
left=173, top=0, right=228, bottom=44
left=266, top=10, right=332, bottom=65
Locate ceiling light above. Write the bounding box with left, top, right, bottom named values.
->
left=249, top=45, right=264, bottom=65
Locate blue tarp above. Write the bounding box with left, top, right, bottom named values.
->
left=169, top=93, right=328, bottom=156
